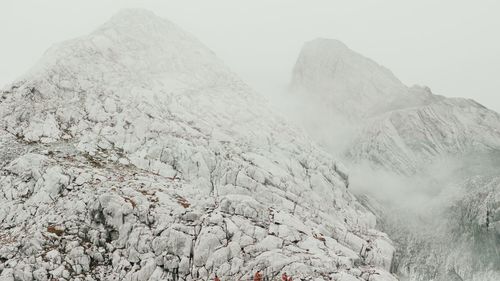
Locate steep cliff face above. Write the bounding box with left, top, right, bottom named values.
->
left=0, top=10, right=397, bottom=281
left=287, top=38, right=500, bottom=280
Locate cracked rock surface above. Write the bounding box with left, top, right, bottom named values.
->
left=0, top=9, right=397, bottom=281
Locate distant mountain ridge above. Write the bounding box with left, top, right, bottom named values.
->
left=290, top=38, right=500, bottom=175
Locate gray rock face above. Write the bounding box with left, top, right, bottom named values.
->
left=0, top=9, right=397, bottom=281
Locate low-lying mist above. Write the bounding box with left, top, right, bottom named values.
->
left=266, top=88, right=500, bottom=280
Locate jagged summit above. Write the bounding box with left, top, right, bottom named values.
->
left=25, top=9, right=238, bottom=91
left=290, top=38, right=409, bottom=118
left=291, top=38, right=401, bottom=87
left=104, top=8, right=167, bottom=26
left=290, top=38, right=488, bottom=119
left=2, top=10, right=256, bottom=145
left=303, top=38, right=350, bottom=51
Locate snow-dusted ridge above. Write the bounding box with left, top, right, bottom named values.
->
left=0, top=10, right=397, bottom=281
left=26, top=9, right=238, bottom=90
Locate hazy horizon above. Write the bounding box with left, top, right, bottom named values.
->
left=1, top=0, right=499, bottom=112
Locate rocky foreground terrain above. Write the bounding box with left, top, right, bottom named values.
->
left=0, top=10, right=398, bottom=281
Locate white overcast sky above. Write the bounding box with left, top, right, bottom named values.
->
left=1, top=0, right=499, bottom=111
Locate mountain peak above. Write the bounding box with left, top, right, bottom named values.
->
left=95, top=8, right=183, bottom=42
left=24, top=9, right=236, bottom=90
left=108, top=8, right=158, bottom=21
left=290, top=38, right=408, bottom=119
left=304, top=38, right=350, bottom=51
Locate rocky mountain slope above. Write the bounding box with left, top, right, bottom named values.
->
left=287, top=38, right=500, bottom=281
left=0, top=10, right=398, bottom=281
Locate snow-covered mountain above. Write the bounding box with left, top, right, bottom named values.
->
left=289, top=39, right=441, bottom=122
left=0, top=10, right=398, bottom=281
left=287, top=38, right=500, bottom=281
left=290, top=38, right=500, bottom=175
